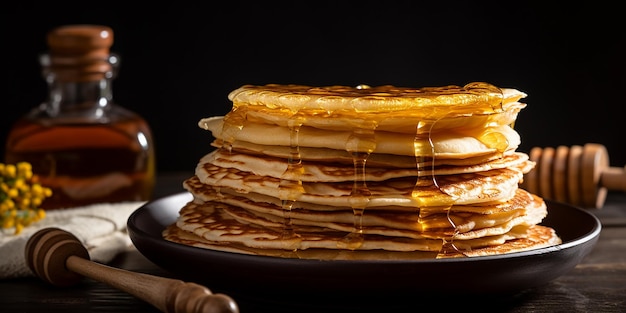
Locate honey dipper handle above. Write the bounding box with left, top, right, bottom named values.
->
left=66, top=256, right=238, bottom=313
left=601, top=165, right=626, bottom=192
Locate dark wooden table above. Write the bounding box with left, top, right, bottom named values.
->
left=1, top=172, right=625, bottom=312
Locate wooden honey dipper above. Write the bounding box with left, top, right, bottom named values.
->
left=521, top=143, right=626, bottom=209
left=24, top=227, right=239, bottom=313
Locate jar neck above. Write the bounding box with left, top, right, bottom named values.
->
left=46, top=77, right=113, bottom=108
left=40, top=52, right=118, bottom=115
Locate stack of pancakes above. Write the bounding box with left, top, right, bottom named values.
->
left=164, top=82, right=562, bottom=259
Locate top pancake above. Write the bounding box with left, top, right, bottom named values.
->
left=227, top=83, right=527, bottom=135
left=228, top=83, right=527, bottom=115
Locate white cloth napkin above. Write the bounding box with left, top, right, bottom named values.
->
left=0, top=201, right=145, bottom=279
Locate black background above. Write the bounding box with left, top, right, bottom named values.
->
left=2, top=2, right=625, bottom=173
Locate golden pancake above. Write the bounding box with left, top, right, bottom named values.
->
left=163, top=223, right=560, bottom=260
left=200, top=149, right=533, bottom=182
left=239, top=101, right=527, bottom=133
left=210, top=139, right=525, bottom=168
left=228, top=83, right=526, bottom=117
left=171, top=201, right=532, bottom=252
left=185, top=175, right=533, bottom=215
left=200, top=116, right=521, bottom=158
left=194, top=157, right=525, bottom=207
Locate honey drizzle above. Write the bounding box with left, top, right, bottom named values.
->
left=411, top=117, right=457, bottom=258
left=278, top=113, right=306, bottom=250
left=411, top=83, right=506, bottom=258
left=220, top=105, right=248, bottom=154
left=217, top=105, right=249, bottom=200
left=338, top=121, right=377, bottom=250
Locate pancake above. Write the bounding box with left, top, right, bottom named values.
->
left=239, top=101, right=527, bottom=133
left=227, top=83, right=527, bottom=122
left=172, top=201, right=533, bottom=252
left=164, top=82, right=562, bottom=260
left=163, top=222, right=559, bottom=259
left=163, top=222, right=560, bottom=259
left=209, top=138, right=523, bottom=168
left=194, top=156, right=525, bottom=207
left=199, top=149, right=533, bottom=182
left=185, top=175, right=535, bottom=215
left=200, top=116, right=521, bottom=158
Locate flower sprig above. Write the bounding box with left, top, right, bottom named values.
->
left=0, top=162, right=52, bottom=234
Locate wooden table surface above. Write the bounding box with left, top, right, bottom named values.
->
left=1, top=172, right=624, bottom=313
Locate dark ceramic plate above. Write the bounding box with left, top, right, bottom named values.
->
left=128, top=192, right=601, bottom=310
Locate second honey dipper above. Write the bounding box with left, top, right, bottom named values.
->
left=521, top=143, right=626, bottom=209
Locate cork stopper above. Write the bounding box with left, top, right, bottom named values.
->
left=45, top=25, right=115, bottom=82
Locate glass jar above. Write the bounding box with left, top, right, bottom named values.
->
left=4, top=25, right=156, bottom=210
